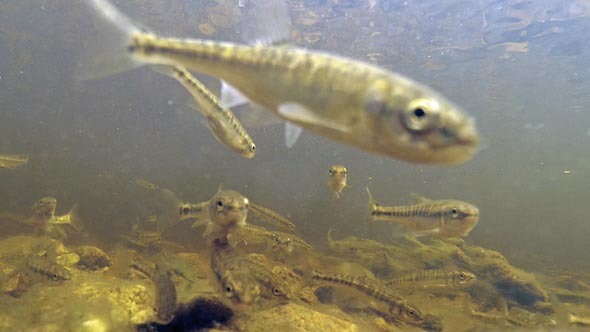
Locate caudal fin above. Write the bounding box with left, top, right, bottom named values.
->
left=67, top=204, right=82, bottom=232
left=364, top=187, right=378, bottom=224
left=76, top=0, right=145, bottom=81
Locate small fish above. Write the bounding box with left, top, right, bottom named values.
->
left=32, top=197, right=58, bottom=220
left=244, top=254, right=293, bottom=300
left=203, top=186, right=250, bottom=239
left=384, top=270, right=476, bottom=291
left=47, top=204, right=81, bottom=231
left=210, top=239, right=261, bottom=306
left=27, top=256, right=72, bottom=281
left=122, top=230, right=185, bottom=252
left=135, top=178, right=160, bottom=191
left=26, top=197, right=81, bottom=235
left=130, top=261, right=177, bottom=324
left=154, top=65, right=256, bottom=158
left=569, top=313, right=590, bottom=326
left=272, top=230, right=313, bottom=251
left=0, top=154, right=28, bottom=169
left=327, top=165, right=349, bottom=199
left=178, top=201, right=209, bottom=222
left=327, top=229, right=389, bottom=254
left=311, top=270, right=439, bottom=330
left=81, top=0, right=479, bottom=165
left=227, top=224, right=294, bottom=254
left=248, top=202, right=295, bottom=231
left=366, top=188, right=479, bottom=238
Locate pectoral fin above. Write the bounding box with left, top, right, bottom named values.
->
left=220, top=81, right=250, bottom=108
left=278, top=102, right=349, bottom=133
left=284, top=122, right=303, bottom=148
left=410, top=193, right=431, bottom=204
left=191, top=219, right=208, bottom=229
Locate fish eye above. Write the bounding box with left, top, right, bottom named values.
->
left=272, top=288, right=282, bottom=296
left=458, top=272, right=466, bottom=280
left=249, top=143, right=256, bottom=152
left=401, top=99, right=439, bottom=133
left=329, top=168, right=334, bottom=174
left=224, top=285, right=234, bottom=296
left=217, top=200, right=224, bottom=208
left=407, top=309, right=416, bottom=316
left=413, top=107, right=426, bottom=118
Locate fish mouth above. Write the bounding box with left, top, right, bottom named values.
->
left=240, top=151, right=255, bottom=159
left=219, top=210, right=247, bottom=226
left=405, top=142, right=478, bottom=166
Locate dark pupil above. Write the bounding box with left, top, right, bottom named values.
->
left=225, top=286, right=232, bottom=293
left=452, top=209, right=458, bottom=214
left=413, top=108, right=426, bottom=118
left=459, top=273, right=465, bottom=279
left=217, top=201, right=224, bottom=207
left=408, top=310, right=415, bottom=316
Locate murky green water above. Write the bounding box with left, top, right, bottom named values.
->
left=1, top=1, right=590, bottom=331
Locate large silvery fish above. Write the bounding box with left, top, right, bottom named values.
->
left=366, top=188, right=479, bottom=238
left=80, top=0, right=479, bottom=165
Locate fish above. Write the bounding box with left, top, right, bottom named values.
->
left=47, top=204, right=81, bottom=230
left=248, top=202, right=295, bottom=231
left=26, top=197, right=81, bottom=235
left=569, top=313, right=590, bottom=326
left=27, top=255, right=72, bottom=281
left=129, top=261, right=177, bottom=324
left=272, top=230, right=313, bottom=251
left=122, top=230, right=185, bottom=253
left=32, top=197, right=58, bottom=221
left=202, top=186, right=250, bottom=240
left=0, top=154, right=28, bottom=169
left=384, top=270, right=476, bottom=291
left=311, top=270, right=440, bottom=330
left=327, top=165, right=349, bottom=199
left=80, top=0, right=479, bottom=165
left=227, top=224, right=294, bottom=254
left=135, top=178, right=160, bottom=191
left=178, top=201, right=209, bottom=222
left=210, top=239, right=261, bottom=306
left=153, top=65, right=256, bottom=158
left=365, top=188, right=479, bottom=238
left=244, top=254, right=293, bottom=300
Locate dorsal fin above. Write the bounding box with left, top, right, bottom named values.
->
left=410, top=193, right=431, bottom=204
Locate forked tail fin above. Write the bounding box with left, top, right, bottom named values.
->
left=76, top=0, right=146, bottom=81
left=364, top=187, right=378, bottom=224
